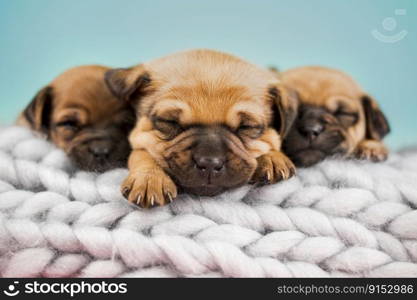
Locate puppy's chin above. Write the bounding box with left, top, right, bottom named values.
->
left=69, top=153, right=127, bottom=173
left=168, top=166, right=253, bottom=196
left=289, top=147, right=348, bottom=167
left=289, top=149, right=327, bottom=167
left=180, top=185, right=227, bottom=197
left=168, top=168, right=253, bottom=197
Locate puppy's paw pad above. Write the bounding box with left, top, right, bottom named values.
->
left=251, top=152, right=296, bottom=185
left=121, top=171, right=177, bottom=208
left=355, top=141, right=388, bottom=162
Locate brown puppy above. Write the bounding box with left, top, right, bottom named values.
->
left=281, top=66, right=390, bottom=167
left=105, top=49, right=298, bottom=208
left=18, top=65, right=135, bottom=172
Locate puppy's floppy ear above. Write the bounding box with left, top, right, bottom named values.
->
left=361, top=95, right=390, bottom=140
left=23, top=86, right=53, bottom=134
left=269, top=84, right=299, bottom=138
left=104, top=65, right=151, bottom=104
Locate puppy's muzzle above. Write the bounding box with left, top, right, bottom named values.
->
left=297, top=108, right=343, bottom=146
left=164, top=126, right=256, bottom=196
left=87, top=139, right=113, bottom=161
left=298, top=119, right=325, bottom=142
left=192, top=134, right=227, bottom=182
left=284, top=106, right=347, bottom=167
left=68, top=130, right=130, bottom=172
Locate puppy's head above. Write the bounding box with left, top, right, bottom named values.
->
left=105, top=50, right=297, bottom=196
left=20, top=65, right=135, bottom=172
left=282, top=66, right=390, bottom=167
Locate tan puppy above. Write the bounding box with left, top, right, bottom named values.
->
left=281, top=66, right=390, bottom=167
left=18, top=65, right=135, bottom=172
left=105, top=49, right=298, bottom=208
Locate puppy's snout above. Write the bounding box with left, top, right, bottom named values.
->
left=193, top=153, right=225, bottom=173
left=192, top=133, right=227, bottom=178
left=299, top=121, right=325, bottom=141
left=166, top=126, right=257, bottom=196
left=88, top=140, right=112, bottom=159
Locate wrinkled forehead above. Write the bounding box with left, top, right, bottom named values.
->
left=283, top=68, right=364, bottom=112
left=148, top=83, right=270, bottom=126
left=51, top=81, right=128, bottom=123
left=142, top=52, right=277, bottom=125
left=300, top=90, right=363, bottom=113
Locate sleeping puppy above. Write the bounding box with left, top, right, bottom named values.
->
left=17, top=65, right=135, bottom=172
left=105, top=49, right=298, bottom=208
left=281, top=66, right=390, bottom=167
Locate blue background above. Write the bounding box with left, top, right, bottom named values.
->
left=0, top=0, right=415, bottom=149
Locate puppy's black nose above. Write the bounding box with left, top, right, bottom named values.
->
left=88, top=141, right=111, bottom=159
left=299, top=122, right=325, bottom=140
left=193, top=154, right=225, bottom=173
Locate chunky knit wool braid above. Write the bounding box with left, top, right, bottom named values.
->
left=0, top=126, right=416, bottom=277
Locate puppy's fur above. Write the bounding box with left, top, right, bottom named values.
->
left=18, top=65, right=135, bottom=172
left=281, top=66, right=390, bottom=167
left=105, top=49, right=298, bottom=208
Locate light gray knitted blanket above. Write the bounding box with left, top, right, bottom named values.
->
left=0, top=126, right=416, bottom=277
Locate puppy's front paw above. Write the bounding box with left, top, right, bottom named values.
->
left=355, top=140, right=388, bottom=162
left=251, top=151, right=296, bottom=185
left=121, top=170, right=178, bottom=208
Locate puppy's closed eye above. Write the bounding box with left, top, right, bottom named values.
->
left=235, top=112, right=265, bottom=139
left=152, top=116, right=183, bottom=139
left=54, top=119, right=81, bottom=141
left=237, top=124, right=264, bottom=139
left=334, top=109, right=358, bottom=127
left=55, top=119, right=80, bottom=130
